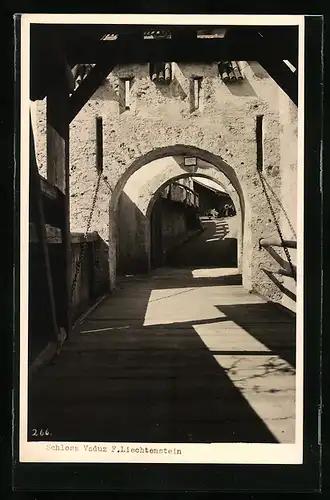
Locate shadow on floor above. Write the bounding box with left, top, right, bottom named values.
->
left=118, top=270, right=243, bottom=289
left=166, top=219, right=238, bottom=268
left=29, top=327, right=278, bottom=443
left=216, top=303, right=296, bottom=368
left=28, top=268, right=295, bottom=444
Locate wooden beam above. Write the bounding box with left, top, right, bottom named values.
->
left=224, top=27, right=298, bottom=104
left=64, top=37, right=295, bottom=66
left=254, top=27, right=298, bottom=69
left=68, top=63, right=114, bottom=123
left=46, top=49, right=72, bottom=338
left=264, top=246, right=296, bottom=278
left=47, top=91, right=69, bottom=192
left=259, top=236, right=297, bottom=249
left=30, top=116, right=59, bottom=343
left=40, top=175, right=63, bottom=200
left=40, top=179, right=66, bottom=229
left=225, top=26, right=298, bottom=65
left=50, top=24, right=224, bottom=43
left=257, top=58, right=298, bottom=106
left=261, top=266, right=296, bottom=279
left=30, top=24, right=74, bottom=101
left=29, top=223, right=63, bottom=244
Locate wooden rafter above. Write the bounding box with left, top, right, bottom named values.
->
left=68, top=63, right=114, bottom=123
left=52, top=24, right=227, bottom=39
left=30, top=116, right=59, bottom=343
left=224, top=26, right=298, bottom=105
left=30, top=25, right=74, bottom=101
left=225, top=25, right=298, bottom=67
left=257, top=58, right=298, bottom=105
left=255, top=27, right=298, bottom=70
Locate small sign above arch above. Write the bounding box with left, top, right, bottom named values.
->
left=184, top=157, right=197, bottom=167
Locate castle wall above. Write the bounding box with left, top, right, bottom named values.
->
left=33, top=61, right=298, bottom=309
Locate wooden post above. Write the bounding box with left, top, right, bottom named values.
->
left=46, top=51, right=72, bottom=339
left=30, top=115, right=59, bottom=345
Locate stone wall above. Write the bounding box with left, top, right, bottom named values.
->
left=114, top=154, right=244, bottom=282
left=117, top=182, right=197, bottom=275
left=33, top=61, right=298, bottom=309
left=278, top=92, right=298, bottom=311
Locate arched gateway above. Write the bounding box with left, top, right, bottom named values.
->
left=108, top=145, right=250, bottom=290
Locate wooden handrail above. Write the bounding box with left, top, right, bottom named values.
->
left=259, top=236, right=297, bottom=249
left=39, top=175, right=64, bottom=200
left=71, top=232, right=99, bottom=243
left=261, top=266, right=295, bottom=278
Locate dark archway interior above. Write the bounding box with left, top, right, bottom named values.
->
left=150, top=176, right=238, bottom=270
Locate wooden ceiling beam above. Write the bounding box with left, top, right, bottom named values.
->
left=67, top=63, right=114, bottom=123
left=256, top=27, right=298, bottom=70
left=64, top=37, right=295, bottom=66
left=225, top=26, right=298, bottom=69
left=225, top=26, right=298, bottom=103
left=50, top=24, right=222, bottom=37
left=30, top=25, right=74, bottom=101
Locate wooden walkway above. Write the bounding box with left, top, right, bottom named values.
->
left=29, top=266, right=296, bottom=444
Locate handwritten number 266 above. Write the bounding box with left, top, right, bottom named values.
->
left=32, top=429, right=50, bottom=437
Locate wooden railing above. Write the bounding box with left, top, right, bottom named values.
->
left=70, top=232, right=109, bottom=321
left=163, top=181, right=200, bottom=207
left=259, top=236, right=297, bottom=280
left=259, top=236, right=297, bottom=250
left=29, top=172, right=108, bottom=364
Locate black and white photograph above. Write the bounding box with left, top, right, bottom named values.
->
left=18, top=14, right=306, bottom=467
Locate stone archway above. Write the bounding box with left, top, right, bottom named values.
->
left=109, top=145, right=250, bottom=290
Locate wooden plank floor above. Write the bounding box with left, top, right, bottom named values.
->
left=28, top=266, right=296, bottom=444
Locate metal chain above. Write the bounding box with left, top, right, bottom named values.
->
left=258, top=170, right=296, bottom=280
left=71, top=171, right=102, bottom=297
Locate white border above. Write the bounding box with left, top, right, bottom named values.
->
left=19, top=13, right=301, bottom=25
left=19, top=14, right=305, bottom=465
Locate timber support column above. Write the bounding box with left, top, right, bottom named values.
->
left=46, top=46, right=73, bottom=340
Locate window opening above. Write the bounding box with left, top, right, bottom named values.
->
left=256, top=115, right=264, bottom=172
left=124, top=78, right=131, bottom=110
left=95, top=116, right=103, bottom=174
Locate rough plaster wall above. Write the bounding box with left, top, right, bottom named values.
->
left=31, top=98, right=47, bottom=177
left=117, top=189, right=189, bottom=275
left=278, top=92, right=298, bottom=312
left=117, top=192, right=149, bottom=274
left=34, top=61, right=298, bottom=307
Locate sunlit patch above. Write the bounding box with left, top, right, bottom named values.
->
left=192, top=322, right=271, bottom=352
left=214, top=354, right=295, bottom=443
left=191, top=267, right=239, bottom=278
left=143, top=287, right=223, bottom=326
left=206, top=237, right=222, bottom=242
left=192, top=321, right=295, bottom=443
left=143, top=279, right=263, bottom=326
